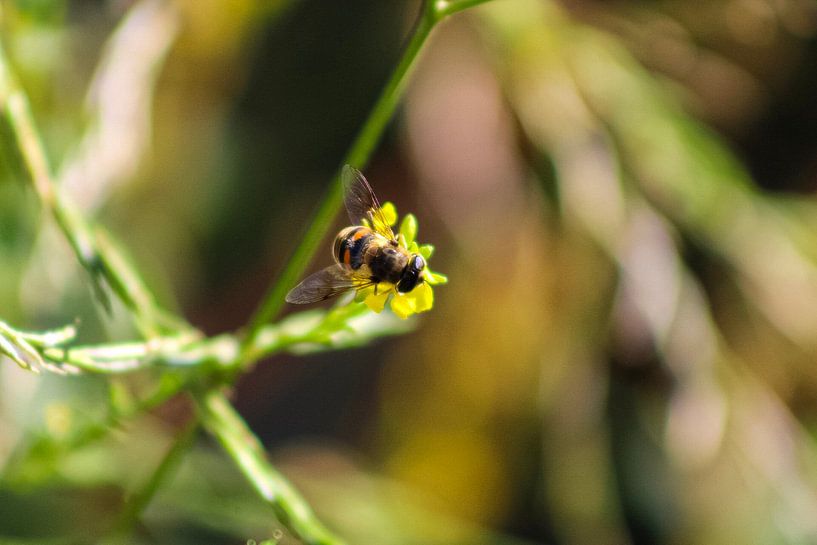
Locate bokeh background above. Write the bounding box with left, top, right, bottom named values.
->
left=3, top=0, right=817, bottom=543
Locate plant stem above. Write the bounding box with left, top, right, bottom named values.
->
left=32, top=299, right=393, bottom=374
left=102, top=419, right=200, bottom=544
left=242, top=2, right=438, bottom=348
left=195, top=389, right=345, bottom=545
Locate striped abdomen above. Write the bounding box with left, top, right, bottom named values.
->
left=333, top=226, right=374, bottom=270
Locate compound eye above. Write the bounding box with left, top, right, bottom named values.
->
left=413, top=255, right=426, bottom=271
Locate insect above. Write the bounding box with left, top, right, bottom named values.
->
left=285, top=165, right=427, bottom=305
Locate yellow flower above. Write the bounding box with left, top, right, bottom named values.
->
left=356, top=202, right=447, bottom=319
left=361, top=283, right=391, bottom=313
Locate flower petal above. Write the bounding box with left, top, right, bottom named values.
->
left=376, top=282, right=394, bottom=294
left=364, top=291, right=389, bottom=313
left=381, top=202, right=398, bottom=226
left=399, top=213, right=418, bottom=245
left=390, top=292, right=416, bottom=319
left=413, top=282, right=434, bottom=312
left=419, top=244, right=435, bottom=259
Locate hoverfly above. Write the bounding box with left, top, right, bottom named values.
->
left=285, top=165, right=427, bottom=305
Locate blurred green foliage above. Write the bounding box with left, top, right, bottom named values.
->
left=3, top=0, right=817, bottom=544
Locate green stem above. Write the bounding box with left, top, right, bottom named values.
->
left=242, top=2, right=438, bottom=347
left=102, top=419, right=200, bottom=544
left=29, top=299, right=385, bottom=374
left=195, top=389, right=345, bottom=545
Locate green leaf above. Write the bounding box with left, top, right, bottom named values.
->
left=399, top=213, right=418, bottom=245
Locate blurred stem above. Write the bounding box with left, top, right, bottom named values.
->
left=242, top=0, right=492, bottom=348
left=195, top=389, right=345, bottom=545
left=102, top=419, right=199, bottom=544
left=0, top=41, right=181, bottom=337
left=33, top=300, right=380, bottom=374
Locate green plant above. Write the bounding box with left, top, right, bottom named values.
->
left=0, top=1, right=491, bottom=543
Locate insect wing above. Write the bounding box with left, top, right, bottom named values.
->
left=341, top=165, right=396, bottom=240
left=286, top=265, right=367, bottom=304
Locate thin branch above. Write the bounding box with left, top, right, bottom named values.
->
left=102, top=419, right=200, bottom=544
left=195, top=389, right=345, bottom=545
left=10, top=299, right=406, bottom=375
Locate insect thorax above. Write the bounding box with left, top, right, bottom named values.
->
left=369, top=245, right=409, bottom=284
